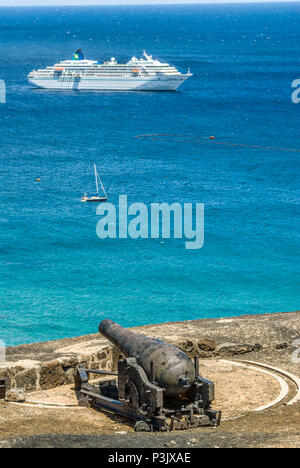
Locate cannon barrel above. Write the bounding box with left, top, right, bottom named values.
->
left=99, top=319, right=195, bottom=397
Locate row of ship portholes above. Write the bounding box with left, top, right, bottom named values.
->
left=56, top=77, right=80, bottom=82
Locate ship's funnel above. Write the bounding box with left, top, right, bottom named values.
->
left=73, top=49, right=85, bottom=61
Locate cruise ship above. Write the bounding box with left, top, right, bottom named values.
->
left=28, top=50, right=192, bottom=91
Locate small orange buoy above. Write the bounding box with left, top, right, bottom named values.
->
left=35, top=178, right=41, bottom=182
left=209, top=136, right=215, bottom=140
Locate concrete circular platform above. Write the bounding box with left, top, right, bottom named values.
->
left=21, top=359, right=284, bottom=422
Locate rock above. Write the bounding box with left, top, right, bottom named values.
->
left=215, top=343, right=254, bottom=356
left=276, top=342, right=288, bottom=350
left=14, top=367, right=38, bottom=391
left=100, top=360, right=108, bottom=369
left=4, top=362, right=39, bottom=392
left=0, top=377, right=7, bottom=399
left=63, top=366, right=76, bottom=384
left=40, top=361, right=66, bottom=389
left=5, top=387, right=26, bottom=402
left=77, top=395, right=90, bottom=407
left=171, top=338, right=215, bottom=359
left=197, top=350, right=213, bottom=358
left=111, top=346, right=125, bottom=371
left=253, top=343, right=262, bottom=352
left=189, top=438, right=198, bottom=444
left=198, top=338, right=217, bottom=352
left=173, top=339, right=199, bottom=358
left=164, top=440, right=177, bottom=447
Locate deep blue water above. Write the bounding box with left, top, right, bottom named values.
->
left=0, top=3, right=299, bottom=346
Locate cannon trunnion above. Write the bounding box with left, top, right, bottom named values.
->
left=75, top=320, right=221, bottom=432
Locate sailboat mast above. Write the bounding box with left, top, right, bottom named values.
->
left=94, top=163, right=99, bottom=194
left=98, top=176, right=107, bottom=198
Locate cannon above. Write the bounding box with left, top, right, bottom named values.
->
left=75, top=320, right=221, bottom=432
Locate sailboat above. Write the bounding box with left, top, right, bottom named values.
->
left=81, top=164, right=108, bottom=203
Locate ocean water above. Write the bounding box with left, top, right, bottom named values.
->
left=0, top=3, right=299, bottom=346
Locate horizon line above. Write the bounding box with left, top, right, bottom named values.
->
left=1, top=0, right=300, bottom=8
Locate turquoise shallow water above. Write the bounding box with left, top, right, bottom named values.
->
left=0, top=3, right=299, bottom=346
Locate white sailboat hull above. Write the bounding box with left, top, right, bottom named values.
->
left=81, top=197, right=107, bottom=203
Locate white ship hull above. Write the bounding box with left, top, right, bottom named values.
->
left=28, top=76, right=189, bottom=91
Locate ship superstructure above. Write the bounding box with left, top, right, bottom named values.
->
left=28, top=50, right=192, bottom=91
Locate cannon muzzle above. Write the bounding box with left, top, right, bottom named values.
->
left=99, top=319, right=195, bottom=397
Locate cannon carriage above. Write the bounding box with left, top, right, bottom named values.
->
left=75, top=319, right=221, bottom=432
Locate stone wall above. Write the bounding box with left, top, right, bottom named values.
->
left=0, top=311, right=299, bottom=392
